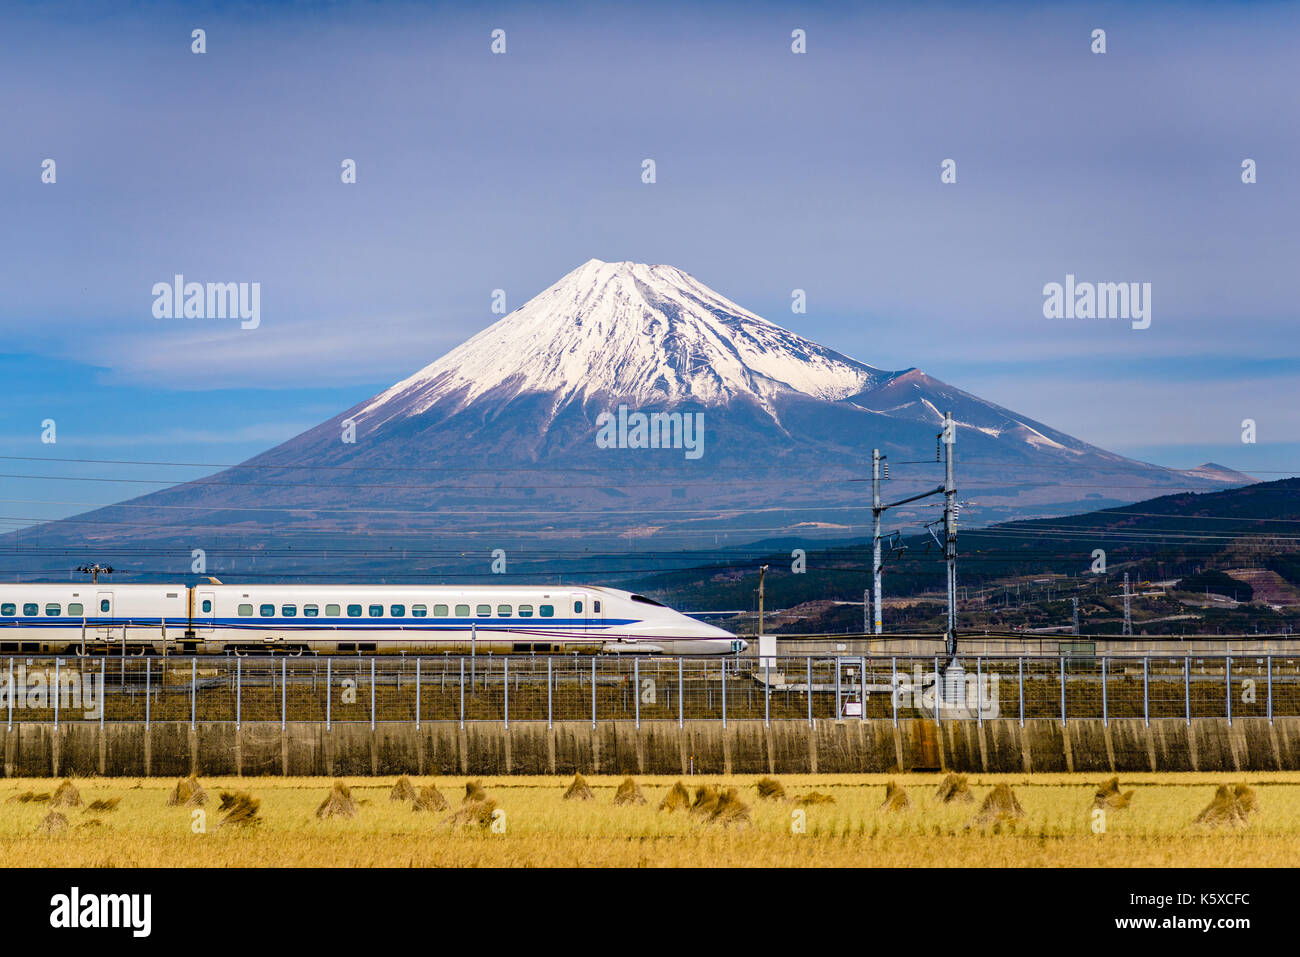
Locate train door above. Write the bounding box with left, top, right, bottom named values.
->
left=95, top=591, right=115, bottom=642
left=572, top=592, right=588, bottom=632
left=196, top=590, right=215, bottom=633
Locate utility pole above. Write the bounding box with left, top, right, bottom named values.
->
left=872, top=449, right=883, bottom=635
left=942, top=411, right=958, bottom=659
left=1123, top=573, right=1132, bottom=636
left=757, top=564, right=773, bottom=669
left=1072, top=597, right=1079, bottom=636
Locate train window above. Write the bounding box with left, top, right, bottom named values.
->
left=238, top=604, right=253, bottom=617
left=347, top=605, right=362, bottom=617
left=68, top=603, right=84, bottom=616
left=260, top=604, right=275, bottom=617
left=390, top=604, right=405, bottom=617
left=45, top=603, right=61, bottom=616
left=201, top=599, right=212, bottom=614
left=434, top=604, right=448, bottom=617
left=476, top=604, right=491, bottom=616
left=0, top=604, right=13, bottom=616
left=368, top=605, right=383, bottom=618
left=497, top=604, right=512, bottom=617
left=518, top=604, right=534, bottom=618
left=411, top=604, right=427, bottom=617
left=282, top=605, right=297, bottom=617
left=23, top=603, right=37, bottom=616
left=594, top=600, right=601, bottom=613
left=455, top=604, right=470, bottom=617
left=303, top=604, right=319, bottom=617
left=326, top=604, right=340, bottom=616
left=100, top=599, right=110, bottom=613
left=574, top=600, right=583, bottom=613
left=540, top=605, right=554, bottom=617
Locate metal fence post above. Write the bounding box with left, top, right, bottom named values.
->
left=6, top=658, right=12, bottom=731
left=325, top=658, right=331, bottom=731
left=891, top=655, right=898, bottom=727
left=975, top=656, right=982, bottom=728
left=145, top=657, right=151, bottom=729
left=1143, top=656, right=1149, bottom=727
left=1101, top=655, right=1107, bottom=727
left=678, top=657, right=684, bottom=729
left=859, top=656, right=866, bottom=722
left=721, top=657, right=727, bottom=729
left=415, top=658, right=421, bottom=731
left=236, top=657, right=242, bottom=730
left=591, top=658, right=597, bottom=729
left=281, top=658, right=287, bottom=730
left=935, top=654, right=942, bottom=726
left=1267, top=655, right=1273, bottom=725
left=370, top=657, right=375, bottom=731
left=1184, top=656, right=1190, bottom=725
left=547, top=657, right=552, bottom=730
left=459, top=658, right=465, bottom=730
left=633, top=658, right=640, bottom=729
left=807, top=656, right=813, bottom=727
left=100, top=658, right=105, bottom=728
left=1226, top=656, right=1232, bottom=725
left=54, top=658, right=60, bottom=730
left=1059, top=655, right=1066, bottom=725
left=1017, top=656, right=1024, bottom=727
left=191, top=657, right=196, bottom=731
left=764, top=659, right=770, bottom=728
left=503, top=658, right=509, bottom=729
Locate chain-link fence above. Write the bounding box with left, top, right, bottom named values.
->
left=1, top=654, right=1297, bottom=727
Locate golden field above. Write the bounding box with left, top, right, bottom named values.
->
left=2, top=773, right=1299, bottom=867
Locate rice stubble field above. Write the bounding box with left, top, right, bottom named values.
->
left=2, top=773, right=1298, bottom=867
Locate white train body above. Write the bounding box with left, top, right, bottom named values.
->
left=0, top=582, right=744, bottom=657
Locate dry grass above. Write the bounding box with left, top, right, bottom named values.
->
left=793, top=791, right=836, bottom=806
left=972, top=783, right=1025, bottom=828
left=1094, top=777, right=1135, bottom=810
left=1, top=773, right=1299, bottom=866
left=1195, top=783, right=1258, bottom=828
left=707, top=788, right=751, bottom=829
left=755, top=777, right=787, bottom=801
left=658, top=781, right=691, bottom=813
left=613, top=777, right=647, bottom=806
left=936, top=774, right=974, bottom=804
left=217, top=791, right=261, bottom=829
left=448, top=798, right=498, bottom=830
left=690, top=785, right=721, bottom=816
left=880, top=781, right=910, bottom=812
left=51, top=780, right=82, bottom=808
left=36, top=810, right=69, bottom=835
left=563, top=774, right=594, bottom=801
left=412, top=784, right=448, bottom=813
left=463, top=780, right=487, bottom=804
left=316, top=781, right=358, bottom=820
left=389, top=777, right=418, bottom=802
left=85, top=798, right=120, bottom=813
left=166, top=775, right=206, bottom=808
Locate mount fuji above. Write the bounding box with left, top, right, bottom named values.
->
left=7, top=259, right=1251, bottom=580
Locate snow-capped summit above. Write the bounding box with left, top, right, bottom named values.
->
left=5, top=258, right=1250, bottom=577
left=358, top=259, right=888, bottom=428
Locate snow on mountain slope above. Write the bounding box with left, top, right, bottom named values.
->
left=357, top=259, right=888, bottom=429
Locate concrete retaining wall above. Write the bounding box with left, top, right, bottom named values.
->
left=4, top=718, right=1298, bottom=777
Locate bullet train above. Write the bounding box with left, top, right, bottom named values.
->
left=0, top=581, right=745, bottom=657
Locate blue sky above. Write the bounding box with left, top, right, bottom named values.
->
left=2, top=0, right=1297, bottom=530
